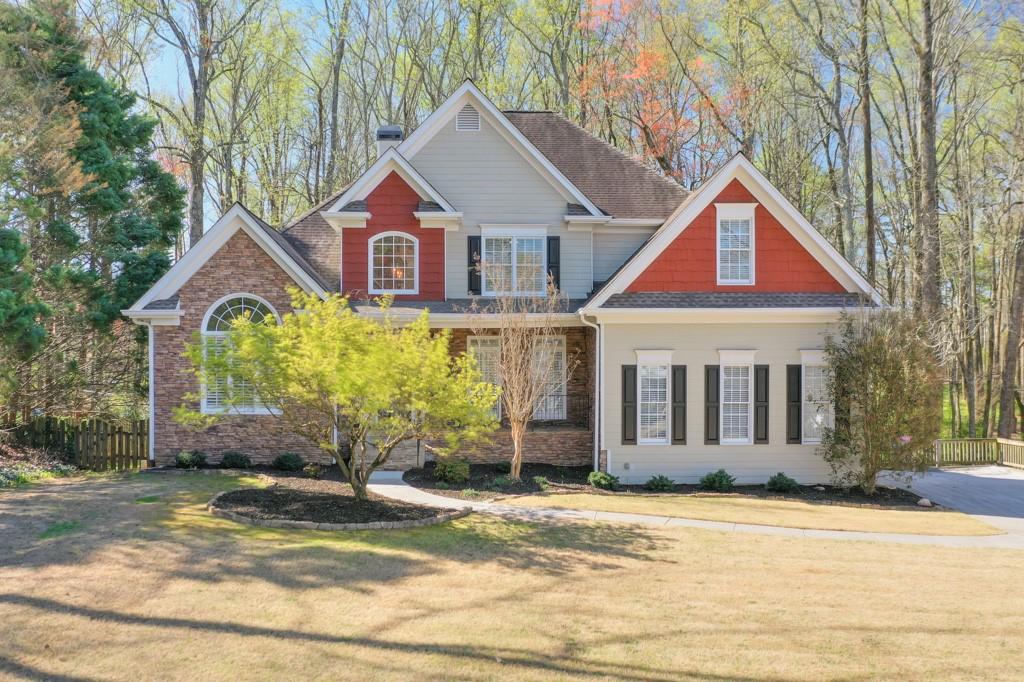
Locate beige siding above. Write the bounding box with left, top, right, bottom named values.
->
left=409, top=115, right=593, bottom=298
left=593, top=229, right=654, bottom=281
left=602, top=321, right=836, bottom=484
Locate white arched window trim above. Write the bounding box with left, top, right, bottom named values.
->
left=368, top=231, right=419, bottom=295
left=200, top=293, right=281, bottom=416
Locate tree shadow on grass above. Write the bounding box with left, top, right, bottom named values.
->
left=0, top=594, right=785, bottom=682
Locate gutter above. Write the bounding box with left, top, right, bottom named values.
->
left=579, top=313, right=601, bottom=472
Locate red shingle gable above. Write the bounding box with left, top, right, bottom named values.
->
left=625, top=179, right=844, bottom=293
left=341, top=171, right=445, bottom=300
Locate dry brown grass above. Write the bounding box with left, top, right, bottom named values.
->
left=1, top=473, right=1023, bottom=681
left=505, top=491, right=999, bottom=535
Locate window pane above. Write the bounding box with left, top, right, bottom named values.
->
left=803, top=365, right=832, bottom=442
left=516, top=237, right=545, bottom=294
left=718, top=218, right=752, bottom=282
left=639, top=364, right=668, bottom=442
left=721, top=364, right=750, bottom=441
left=207, top=297, right=274, bottom=332
left=372, top=234, right=416, bottom=292
left=532, top=337, right=565, bottom=420
left=483, top=237, right=513, bottom=293
left=468, top=337, right=502, bottom=418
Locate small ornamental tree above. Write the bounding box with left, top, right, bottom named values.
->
left=176, top=293, right=499, bottom=500
left=820, top=309, right=943, bottom=493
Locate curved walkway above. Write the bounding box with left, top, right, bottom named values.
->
left=367, top=471, right=1024, bottom=549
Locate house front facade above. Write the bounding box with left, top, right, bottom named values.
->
left=125, top=81, right=881, bottom=484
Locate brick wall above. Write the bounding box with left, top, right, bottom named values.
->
left=152, top=229, right=331, bottom=466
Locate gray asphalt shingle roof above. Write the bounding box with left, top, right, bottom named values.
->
left=600, top=292, right=873, bottom=309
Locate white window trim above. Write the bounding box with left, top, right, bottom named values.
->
left=718, top=349, right=756, bottom=445
left=716, top=203, right=757, bottom=286
left=636, top=349, right=672, bottom=445
left=368, top=231, right=419, bottom=295
left=478, top=226, right=548, bottom=297
left=800, top=349, right=831, bottom=445
left=200, top=293, right=281, bottom=416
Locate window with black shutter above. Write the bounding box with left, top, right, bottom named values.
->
left=546, top=236, right=560, bottom=291
left=704, top=365, right=720, bottom=444
left=786, top=365, right=801, bottom=444
left=754, top=365, right=769, bottom=444
left=622, top=365, right=637, bottom=444
left=467, top=235, right=481, bottom=295
left=671, top=365, right=686, bottom=444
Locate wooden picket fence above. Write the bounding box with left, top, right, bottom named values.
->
left=934, top=437, right=1024, bottom=469
left=5, top=416, right=149, bottom=471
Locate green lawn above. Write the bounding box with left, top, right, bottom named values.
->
left=2, top=473, right=1023, bottom=680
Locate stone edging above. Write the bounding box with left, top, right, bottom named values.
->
left=206, top=490, right=472, bottom=531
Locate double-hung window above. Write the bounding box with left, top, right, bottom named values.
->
left=801, top=350, right=833, bottom=443
left=636, top=350, right=672, bottom=444
left=467, top=336, right=502, bottom=418
left=719, top=350, right=756, bottom=444
left=480, top=226, right=546, bottom=295
left=467, top=335, right=567, bottom=421
left=716, top=203, right=756, bottom=285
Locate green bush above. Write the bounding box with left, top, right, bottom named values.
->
left=433, top=458, right=470, bottom=485
left=588, top=471, right=619, bottom=490
left=699, top=469, right=735, bottom=492
left=175, top=451, right=207, bottom=469
left=645, top=474, right=675, bottom=492
left=219, top=451, right=251, bottom=469
left=490, top=474, right=513, bottom=489
left=272, top=452, right=304, bottom=471
left=435, top=481, right=450, bottom=490
left=532, top=475, right=550, bottom=490
left=303, top=463, right=323, bottom=479
left=462, top=488, right=481, bottom=498
left=766, top=472, right=801, bottom=494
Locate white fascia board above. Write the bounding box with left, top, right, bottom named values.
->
left=325, top=148, right=456, bottom=213
left=355, top=308, right=582, bottom=328
left=129, top=204, right=328, bottom=312
left=414, top=211, right=463, bottom=230
left=605, top=218, right=665, bottom=228
left=397, top=81, right=603, bottom=217
left=121, top=308, right=183, bottom=326
left=586, top=155, right=884, bottom=308
left=577, top=307, right=850, bottom=324
left=322, top=211, right=371, bottom=229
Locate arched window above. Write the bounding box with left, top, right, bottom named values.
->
left=200, top=294, right=279, bottom=414
left=369, top=232, right=418, bottom=294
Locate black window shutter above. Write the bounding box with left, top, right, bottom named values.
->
left=546, top=236, right=560, bottom=291
left=754, top=365, right=769, bottom=444
left=622, top=365, right=637, bottom=445
left=671, top=365, right=686, bottom=444
left=467, top=235, right=481, bottom=295
left=704, top=365, right=719, bottom=444
left=786, top=365, right=801, bottom=444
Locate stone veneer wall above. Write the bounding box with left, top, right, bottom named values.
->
left=151, top=230, right=332, bottom=467
left=152, top=234, right=595, bottom=470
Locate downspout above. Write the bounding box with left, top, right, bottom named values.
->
left=580, top=313, right=601, bottom=471
left=147, top=322, right=156, bottom=465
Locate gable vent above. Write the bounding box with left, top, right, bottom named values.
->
left=455, top=104, right=480, bottom=131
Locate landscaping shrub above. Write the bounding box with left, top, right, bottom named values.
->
left=699, top=469, right=735, bottom=492
left=219, top=451, right=251, bottom=469
left=303, top=463, right=323, bottom=479
left=766, top=472, right=801, bottom=494
left=463, top=488, right=481, bottom=498
left=272, top=452, right=304, bottom=471
left=645, top=474, right=675, bottom=492
left=494, top=461, right=512, bottom=474
left=490, top=475, right=513, bottom=489
left=433, top=458, right=470, bottom=485
left=588, top=471, right=619, bottom=490
left=532, top=475, right=550, bottom=490
left=175, top=451, right=206, bottom=469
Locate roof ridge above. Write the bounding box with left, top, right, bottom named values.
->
left=543, top=111, right=688, bottom=194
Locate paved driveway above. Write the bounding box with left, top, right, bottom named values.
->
left=886, top=465, right=1024, bottom=535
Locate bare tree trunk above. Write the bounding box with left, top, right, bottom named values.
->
left=918, top=0, right=941, bottom=318
left=998, top=225, right=1024, bottom=437
left=860, top=0, right=876, bottom=285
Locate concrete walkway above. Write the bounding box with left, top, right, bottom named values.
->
left=367, top=471, right=1024, bottom=549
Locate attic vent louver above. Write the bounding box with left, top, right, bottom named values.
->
left=455, top=104, right=480, bottom=131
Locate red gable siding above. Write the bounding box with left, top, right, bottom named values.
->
left=341, top=171, right=445, bottom=300
left=626, top=179, right=845, bottom=293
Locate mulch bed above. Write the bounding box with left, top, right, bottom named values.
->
left=403, top=462, right=592, bottom=501
left=403, top=462, right=926, bottom=509
left=213, top=474, right=445, bottom=524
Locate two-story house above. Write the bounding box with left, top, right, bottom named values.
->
left=125, top=81, right=881, bottom=484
